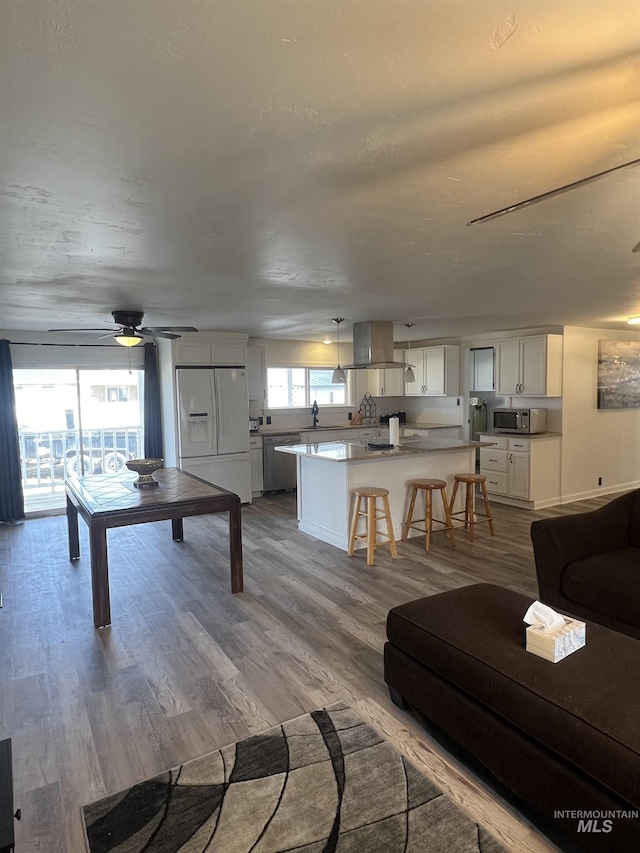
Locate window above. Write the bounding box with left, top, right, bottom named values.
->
left=267, top=367, right=347, bottom=408
left=14, top=368, right=144, bottom=513
left=106, top=386, right=130, bottom=402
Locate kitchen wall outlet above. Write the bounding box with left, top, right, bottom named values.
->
left=457, top=398, right=460, bottom=406
left=598, top=476, right=603, bottom=486
left=266, top=416, right=272, bottom=425
left=348, top=412, right=353, bottom=420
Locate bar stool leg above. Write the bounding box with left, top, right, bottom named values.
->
left=366, top=495, right=376, bottom=566
left=424, top=487, right=433, bottom=551
left=441, top=485, right=456, bottom=547
left=402, top=486, right=418, bottom=542
left=347, top=494, right=361, bottom=556
left=465, top=482, right=475, bottom=542
left=382, top=493, right=398, bottom=558
left=449, top=480, right=459, bottom=523
left=480, top=479, right=495, bottom=536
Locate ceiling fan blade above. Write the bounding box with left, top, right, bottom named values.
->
left=94, top=331, right=123, bottom=340
left=467, top=157, right=640, bottom=227
left=143, top=326, right=199, bottom=333
left=48, top=327, right=117, bottom=332
left=141, top=328, right=181, bottom=340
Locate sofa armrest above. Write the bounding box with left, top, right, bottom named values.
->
left=530, top=490, right=638, bottom=608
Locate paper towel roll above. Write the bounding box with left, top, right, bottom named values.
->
left=389, top=417, right=400, bottom=446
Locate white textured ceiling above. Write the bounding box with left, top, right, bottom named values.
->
left=1, top=0, right=639, bottom=343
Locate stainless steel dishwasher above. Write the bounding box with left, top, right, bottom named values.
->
left=262, top=433, right=302, bottom=491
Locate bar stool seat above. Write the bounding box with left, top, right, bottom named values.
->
left=347, top=487, right=398, bottom=566
left=449, top=473, right=495, bottom=541
left=402, top=478, right=455, bottom=551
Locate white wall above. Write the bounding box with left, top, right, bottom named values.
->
left=561, top=326, right=640, bottom=502
left=251, top=337, right=353, bottom=369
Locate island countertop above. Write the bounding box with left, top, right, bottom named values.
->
left=256, top=422, right=461, bottom=437
left=277, top=436, right=479, bottom=552
left=276, top=436, right=488, bottom=462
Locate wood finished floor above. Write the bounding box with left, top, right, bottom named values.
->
left=0, top=490, right=617, bottom=852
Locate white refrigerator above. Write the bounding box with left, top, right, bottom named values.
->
left=176, top=367, right=252, bottom=503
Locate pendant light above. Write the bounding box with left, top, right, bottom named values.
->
left=331, top=318, right=346, bottom=384
left=404, top=323, right=415, bottom=383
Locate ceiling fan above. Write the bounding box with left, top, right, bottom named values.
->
left=49, top=310, right=199, bottom=347
left=466, top=157, right=640, bottom=230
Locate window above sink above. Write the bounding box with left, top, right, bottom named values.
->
left=267, top=367, right=349, bottom=408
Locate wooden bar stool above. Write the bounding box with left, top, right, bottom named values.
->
left=402, top=478, right=455, bottom=551
left=347, top=487, right=398, bottom=566
left=449, top=473, right=495, bottom=542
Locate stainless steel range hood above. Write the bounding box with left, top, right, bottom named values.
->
left=345, top=321, right=407, bottom=369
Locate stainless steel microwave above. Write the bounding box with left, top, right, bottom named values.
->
left=492, top=408, right=547, bottom=434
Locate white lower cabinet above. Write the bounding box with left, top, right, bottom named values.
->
left=357, top=428, right=380, bottom=442
left=479, top=434, right=561, bottom=508
left=249, top=435, right=263, bottom=497
left=479, top=437, right=509, bottom=495
left=402, top=427, right=430, bottom=438
left=300, top=427, right=380, bottom=443
left=508, top=450, right=530, bottom=499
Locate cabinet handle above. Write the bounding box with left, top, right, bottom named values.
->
left=509, top=453, right=513, bottom=463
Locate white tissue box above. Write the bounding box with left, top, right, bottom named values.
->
left=525, top=618, right=586, bottom=663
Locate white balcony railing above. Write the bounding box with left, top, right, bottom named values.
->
left=19, top=426, right=144, bottom=493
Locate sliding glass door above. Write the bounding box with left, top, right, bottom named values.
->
left=13, top=368, right=144, bottom=514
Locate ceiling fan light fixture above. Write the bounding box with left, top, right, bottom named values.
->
left=115, top=330, right=144, bottom=347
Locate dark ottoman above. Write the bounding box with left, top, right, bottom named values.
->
left=384, top=583, right=640, bottom=852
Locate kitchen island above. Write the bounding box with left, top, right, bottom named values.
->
left=276, top=437, right=485, bottom=552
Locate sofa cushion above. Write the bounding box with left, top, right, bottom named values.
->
left=562, top=547, right=640, bottom=628
left=386, top=583, right=640, bottom=808
left=629, top=491, right=640, bottom=547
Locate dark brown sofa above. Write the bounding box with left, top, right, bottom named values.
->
left=530, top=489, right=640, bottom=640
left=384, top=583, right=640, bottom=852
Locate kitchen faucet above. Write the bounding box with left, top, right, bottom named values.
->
left=311, top=400, right=319, bottom=428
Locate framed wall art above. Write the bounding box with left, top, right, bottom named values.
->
left=597, top=340, right=640, bottom=409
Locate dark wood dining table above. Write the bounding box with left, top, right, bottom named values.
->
left=65, top=467, right=243, bottom=628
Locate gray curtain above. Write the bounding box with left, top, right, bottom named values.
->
left=0, top=340, right=25, bottom=522
left=143, top=343, right=163, bottom=459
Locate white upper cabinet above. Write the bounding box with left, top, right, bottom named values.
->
left=404, top=345, right=460, bottom=396
left=367, top=350, right=405, bottom=396
left=495, top=335, right=562, bottom=397
left=247, top=346, right=266, bottom=401
left=470, top=347, right=495, bottom=392
left=172, top=334, right=248, bottom=367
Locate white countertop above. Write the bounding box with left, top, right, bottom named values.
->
left=255, top=422, right=461, bottom=436
left=480, top=431, right=562, bottom=439
left=275, top=436, right=487, bottom=462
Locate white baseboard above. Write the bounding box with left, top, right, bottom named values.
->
left=560, top=481, right=640, bottom=506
